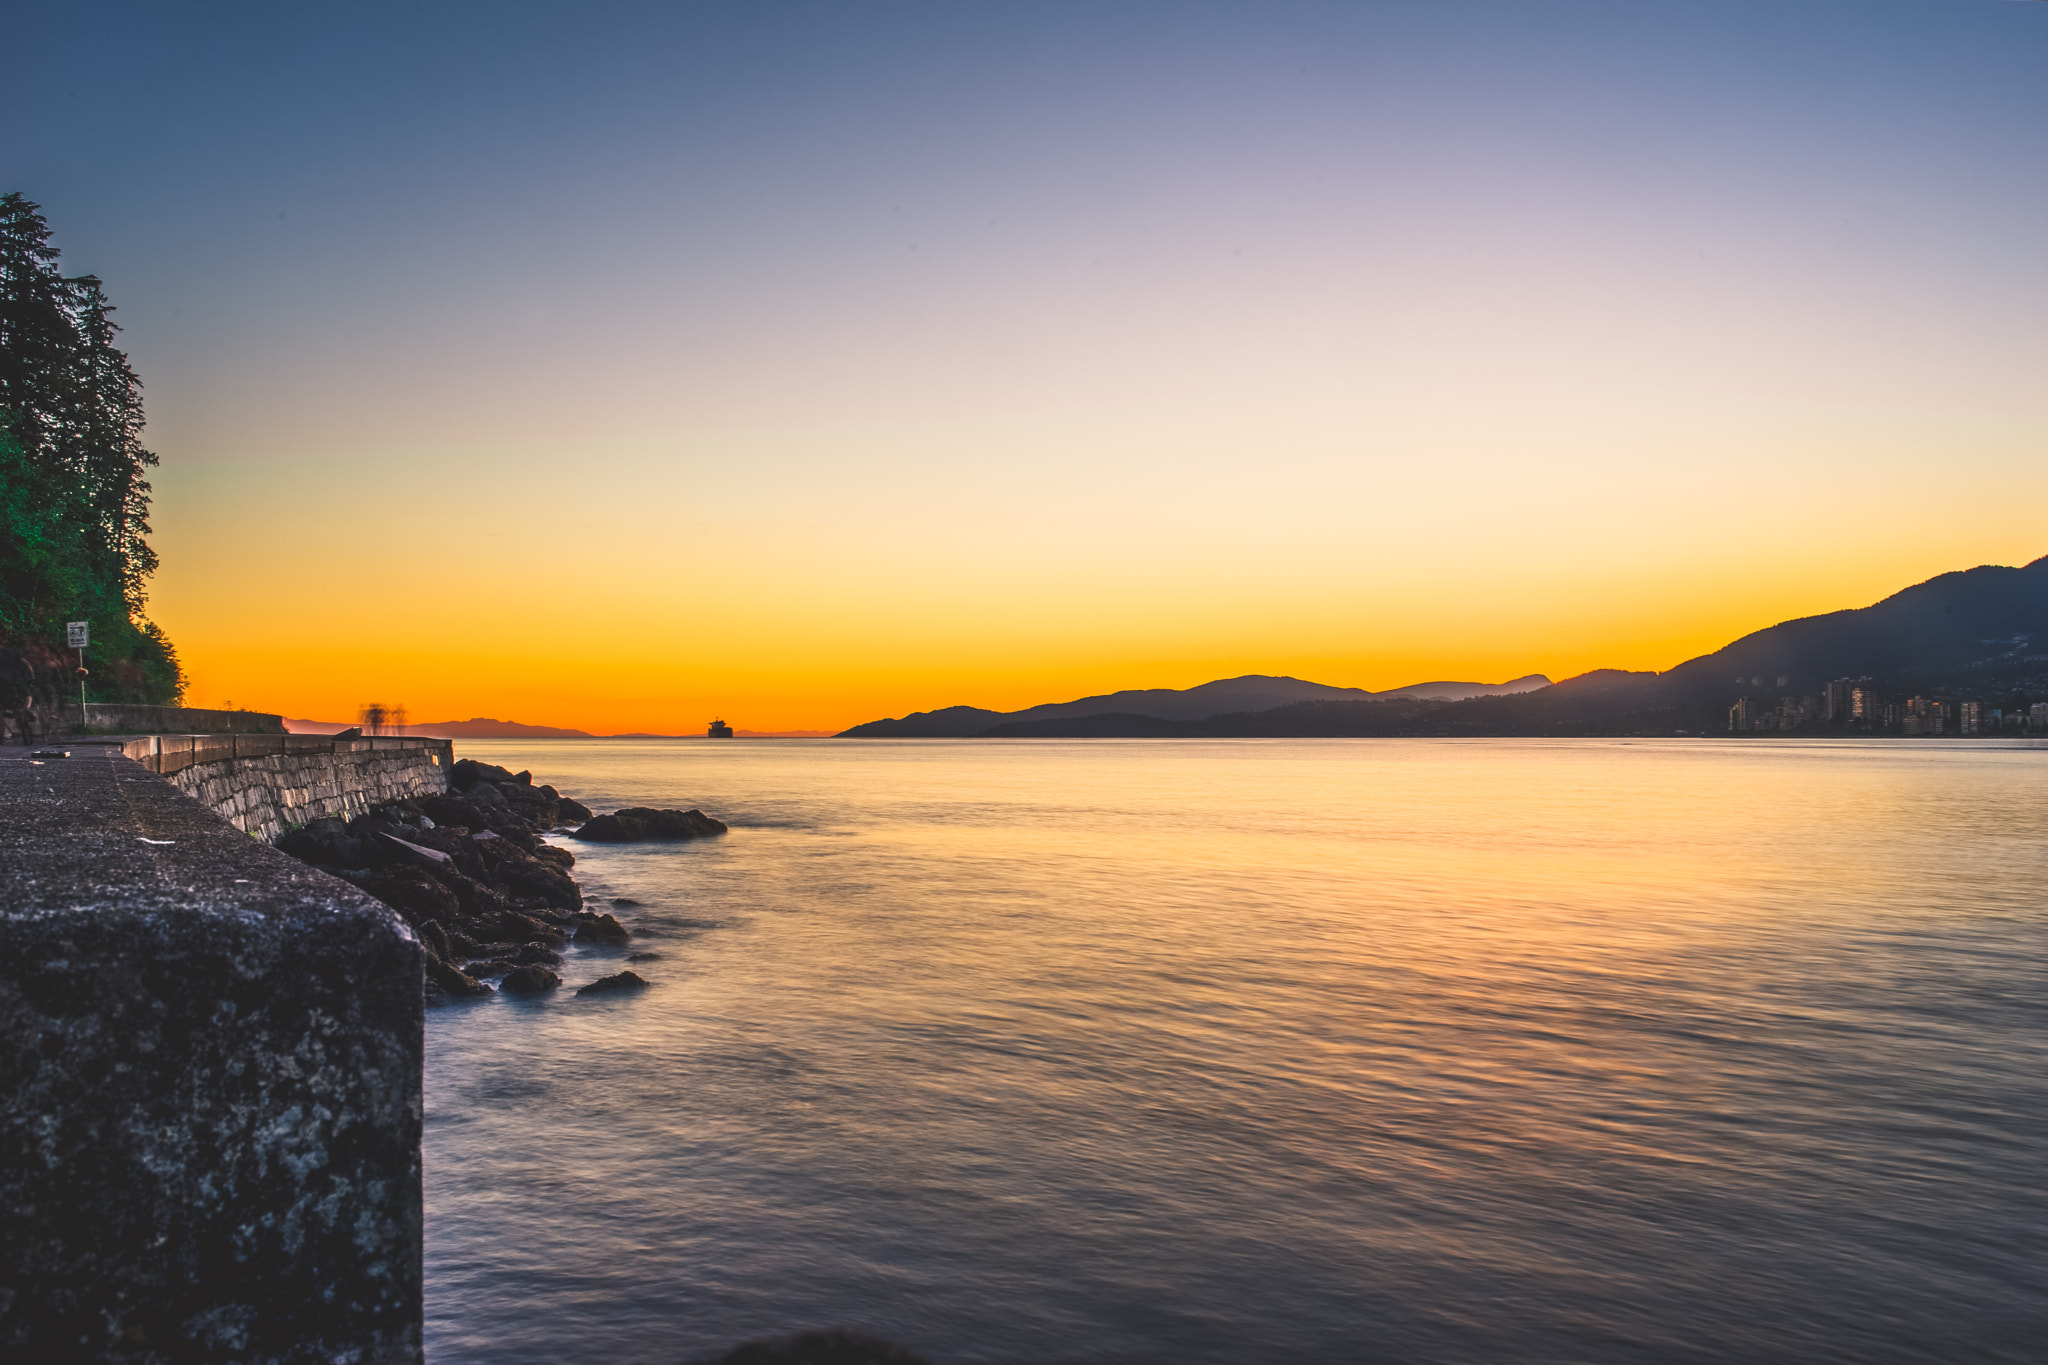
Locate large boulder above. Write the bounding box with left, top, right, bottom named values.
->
left=274, top=815, right=356, bottom=866
left=418, top=792, right=519, bottom=835
left=349, top=866, right=462, bottom=928
left=494, top=857, right=581, bottom=911
left=273, top=828, right=333, bottom=865
left=569, top=910, right=629, bottom=943
left=449, top=758, right=520, bottom=789
left=498, top=964, right=560, bottom=994
left=572, top=807, right=728, bottom=843
left=576, top=970, right=648, bottom=996
left=464, top=780, right=509, bottom=808
left=378, top=832, right=455, bottom=871
left=425, top=956, right=492, bottom=999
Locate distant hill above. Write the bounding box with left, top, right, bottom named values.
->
left=838, top=673, right=1554, bottom=737
left=404, top=717, right=598, bottom=738
left=840, top=555, right=2048, bottom=739
left=286, top=716, right=837, bottom=739
left=1659, top=558, right=2048, bottom=700
left=286, top=716, right=596, bottom=739
left=606, top=729, right=839, bottom=739
left=1377, top=674, right=1553, bottom=701
left=967, top=556, right=2048, bottom=738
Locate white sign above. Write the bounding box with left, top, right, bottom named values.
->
left=66, top=621, right=89, bottom=649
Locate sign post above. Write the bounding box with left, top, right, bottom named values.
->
left=66, top=622, right=88, bottom=726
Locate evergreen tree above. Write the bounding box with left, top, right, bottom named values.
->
left=0, top=191, right=182, bottom=708
left=0, top=193, right=74, bottom=464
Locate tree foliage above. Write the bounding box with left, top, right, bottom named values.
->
left=0, top=191, right=182, bottom=704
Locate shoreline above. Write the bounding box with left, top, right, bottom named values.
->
left=271, top=757, right=724, bottom=1002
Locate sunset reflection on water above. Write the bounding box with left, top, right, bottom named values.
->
left=425, top=739, right=2048, bottom=1364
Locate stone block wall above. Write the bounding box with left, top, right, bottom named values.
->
left=158, top=739, right=453, bottom=842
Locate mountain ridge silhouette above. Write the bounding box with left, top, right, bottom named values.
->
left=841, top=555, right=2048, bottom=737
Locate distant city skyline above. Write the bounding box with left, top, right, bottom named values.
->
left=7, top=1, right=2045, bottom=732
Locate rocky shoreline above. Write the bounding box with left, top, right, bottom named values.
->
left=271, top=757, right=725, bottom=1003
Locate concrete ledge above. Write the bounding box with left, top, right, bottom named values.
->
left=71, top=703, right=287, bottom=735
left=0, top=746, right=423, bottom=1362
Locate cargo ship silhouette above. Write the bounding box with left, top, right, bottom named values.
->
left=707, top=718, right=734, bottom=738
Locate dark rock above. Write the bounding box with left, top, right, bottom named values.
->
left=509, top=896, right=567, bottom=922
left=419, top=792, right=490, bottom=830
left=572, top=807, right=728, bottom=842
left=571, top=911, right=629, bottom=943
left=466, top=780, right=509, bottom=808
left=495, top=857, right=581, bottom=911
left=273, top=828, right=331, bottom=864
left=463, top=959, right=517, bottom=977
left=419, top=920, right=452, bottom=962
left=411, top=828, right=492, bottom=875
left=379, top=832, right=455, bottom=871
left=512, top=769, right=532, bottom=785
left=533, top=843, right=575, bottom=870
left=514, top=943, right=564, bottom=966
left=556, top=797, right=593, bottom=823
left=689, top=1329, right=935, bottom=1364
left=498, top=964, right=560, bottom=993
left=576, top=970, right=648, bottom=996
left=437, top=868, right=509, bottom=918
left=449, top=758, right=519, bottom=789
left=626, top=951, right=661, bottom=962
left=490, top=909, right=560, bottom=944
left=426, top=956, right=492, bottom=998
left=349, top=867, right=462, bottom=928
left=347, top=815, right=408, bottom=844
left=495, top=826, right=544, bottom=854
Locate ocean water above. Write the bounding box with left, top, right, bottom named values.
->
left=423, top=738, right=2048, bottom=1364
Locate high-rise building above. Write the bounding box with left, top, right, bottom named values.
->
left=1824, top=678, right=1857, bottom=721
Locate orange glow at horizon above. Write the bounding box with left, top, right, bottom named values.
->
left=72, top=6, right=2046, bottom=733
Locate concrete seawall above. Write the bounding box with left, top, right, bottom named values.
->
left=1, top=740, right=434, bottom=1362
left=75, top=702, right=288, bottom=735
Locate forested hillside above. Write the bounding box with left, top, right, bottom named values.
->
left=1, top=192, right=183, bottom=709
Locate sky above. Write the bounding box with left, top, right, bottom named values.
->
left=7, top=1, right=2047, bottom=733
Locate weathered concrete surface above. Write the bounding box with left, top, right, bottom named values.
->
left=0, top=745, right=423, bottom=1363
left=72, top=703, right=287, bottom=735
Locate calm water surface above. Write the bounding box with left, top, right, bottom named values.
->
left=425, top=739, right=2048, bottom=1364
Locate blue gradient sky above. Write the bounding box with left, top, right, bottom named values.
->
left=8, top=2, right=2046, bottom=730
